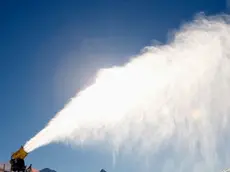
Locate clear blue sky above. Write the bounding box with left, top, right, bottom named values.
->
left=0, top=0, right=228, bottom=172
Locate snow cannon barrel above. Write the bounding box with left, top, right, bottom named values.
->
left=11, top=146, right=28, bottom=160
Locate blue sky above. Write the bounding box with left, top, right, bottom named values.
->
left=0, top=0, right=228, bottom=172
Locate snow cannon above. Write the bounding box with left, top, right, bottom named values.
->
left=10, top=146, right=31, bottom=172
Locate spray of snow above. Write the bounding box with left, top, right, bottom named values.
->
left=25, top=14, right=230, bottom=172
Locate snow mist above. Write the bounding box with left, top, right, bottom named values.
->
left=24, top=14, right=230, bottom=172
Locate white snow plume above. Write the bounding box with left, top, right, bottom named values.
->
left=25, top=14, right=230, bottom=172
